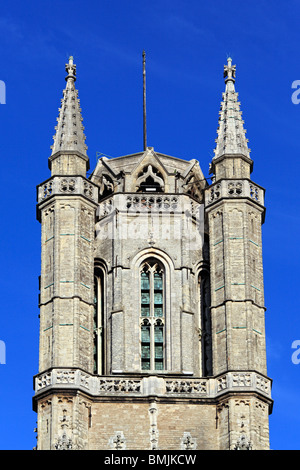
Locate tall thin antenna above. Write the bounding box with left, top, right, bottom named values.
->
left=143, top=50, right=147, bottom=151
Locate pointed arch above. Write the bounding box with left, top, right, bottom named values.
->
left=129, top=149, right=169, bottom=193
left=131, top=249, right=174, bottom=372
left=140, top=258, right=165, bottom=370
left=136, top=165, right=164, bottom=193
left=197, top=268, right=212, bottom=376
left=94, top=259, right=107, bottom=375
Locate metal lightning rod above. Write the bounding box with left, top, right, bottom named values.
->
left=143, top=50, right=147, bottom=151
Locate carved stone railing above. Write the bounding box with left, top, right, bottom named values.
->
left=34, top=369, right=272, bottom=401
left=97, top=193, right=202, bottom=219
left=216, top=372, right=271, bottom=396
left=126, top=195, right=179, bottom=211
left=205, top=179, right=264, bottom=207
left=37, top=176, right=98, bottom=204
left=165, top=379, right=207, bottom=394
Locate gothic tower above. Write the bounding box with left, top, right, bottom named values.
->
left=33, top=57, right=272, bottom=450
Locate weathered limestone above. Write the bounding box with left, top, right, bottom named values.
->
left=34, top=57, right=272, bottom=450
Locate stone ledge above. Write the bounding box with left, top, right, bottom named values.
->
left=34, top=368, right=272, bottom=401
left=205, top=179, right=265, bottom=208
left=37, top=175, right=98, bottom=204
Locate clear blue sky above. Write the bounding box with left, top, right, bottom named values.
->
left=0, top=0, right=299, bottom=450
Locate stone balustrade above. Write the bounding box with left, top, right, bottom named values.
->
left=205, top=179, right=264, bottom=207
left=97, top=193, right=202, bottom=219
left=34, top=368, right=272, bottom=400
left=37, top=176, right=98, bottom=204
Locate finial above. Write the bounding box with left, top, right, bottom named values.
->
left=51, top=56, right=88, bottom=157
left=65, top=55, right=76, bottom=82
left=143, top=50, right=147, bottom=151
left=223, top=56, right=236, bottom=84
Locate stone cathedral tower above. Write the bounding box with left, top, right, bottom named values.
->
left=33, top=56, right=272, bottom=450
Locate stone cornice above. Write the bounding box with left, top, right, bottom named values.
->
left=33, top=368, right=272, bottom=410
left=37, top=175, right=98, bottom=207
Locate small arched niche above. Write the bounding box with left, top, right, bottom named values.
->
left=136, top=165, right=164, bottom=193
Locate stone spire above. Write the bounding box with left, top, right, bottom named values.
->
left=51, top=56, right=87, bottom=156
left=213, top=57, right=250, bottom=161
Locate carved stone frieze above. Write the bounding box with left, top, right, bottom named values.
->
left=233, top=433, right=252, bottom=450
left=99, top=378, right=141, bottom=393
left=180, top=432, right=197, bottom=450
left=96, top=193, right=203, bottom=219
left=37, top=176, right=98, bottom=203
left=34, top=369, right=272, bottom=402
left=149, top=402, right=159, bottom=450
left=165, top=379, right=207, bottom=394
left=109, top=431, right=126, bottom=450
left=205, top=179, right=264, bottom=207
left=54, top=431, right=73, bottom=450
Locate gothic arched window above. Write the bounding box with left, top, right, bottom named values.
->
left=94, top=265, right=105, bottom=374
left=140, top=260, right=164, bottom=370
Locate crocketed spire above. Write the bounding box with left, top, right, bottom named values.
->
left=213, top=58, right=250, bottom=160
left=51, top=56, right=87, bottom=156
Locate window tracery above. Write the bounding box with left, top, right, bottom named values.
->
left=140, top=260, right=164, bottom=370
left=136, top=165, right=164, bottom=193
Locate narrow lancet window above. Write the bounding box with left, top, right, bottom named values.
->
left=94, top=267, right=105, bottom=374
left=198, top=271, right=212, bottom=376
left=140, top=260, right=164, bottom=370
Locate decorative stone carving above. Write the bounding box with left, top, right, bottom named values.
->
left=59, top=408, right=70, bottom=430
left=83, top=181, right=94, bottom=198
left=42, top=181, right=53, bottom=199
left=149, top=402, right=159, bottom=450
left=136, top=165, right=164, bottom=192
left=165, top=379, right=207, bottom=394
left=140, top=317, right=164, bottom=327
left=100, top=175, right=114, bottom=197
left=210, top=183, right=221, bottom=202
left=37, top=372, right=52, bottom=390
left=232, top=373, right=251, bottom=387
left=126, top=195, right=178, bottom=211
left=234, top=433, right=252, bottom=450
left=205, top=179, right=264, bottom=207
left=180, top=432, right=197, bottom=450
left=250, top=184, right=259, bottom=202
left=217, top=375, right=227, bottom=391
left=60, top=178, right=76, bottom=193
left=109, top=431, right=126, bottom=450
left=256, top=375, right=270, bottom=394
left=54, top=431, right=73, bottom=450
left=97, top=197, right=114, bottom=218
left=34, top=369, right=272, bottom=409
left=56, top=370, right=75, bottom=384
left=37, top=176, right=98, bottom=203
left=227, top=181, right=243, bottom=196
left=98, top=378, right=141, bottom=393
left=40, top=398, right=52, bottom=409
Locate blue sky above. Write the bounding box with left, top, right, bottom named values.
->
left=0, top=0, right=299, bottom=450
